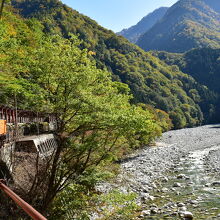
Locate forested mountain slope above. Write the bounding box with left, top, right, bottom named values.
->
left=154, top=48, right=220, bottom=94
left=118, top=7, right=168, bottom=43
left=137, top=0, right=220, bottom=53
left=154, top=48, right=220, bottom=122
left=10, top=0, right=218, bottom=128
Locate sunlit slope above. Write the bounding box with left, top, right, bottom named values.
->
left=137, top=0, right=220, bottom=53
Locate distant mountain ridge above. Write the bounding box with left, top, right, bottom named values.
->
left=118, top=7, right=168, bottom=43
left=136, top=0, right=220, bottom=52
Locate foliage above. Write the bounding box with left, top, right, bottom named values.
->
left=138, top=104, right=173, bottom=131
left=0, top=1, right=219, bottom=218
left=51, top=186, right=139, bottom=220
left=0, top=0, right=10, bottom=19
left=154, top=48, right=220, bottom=123
left=98, top=190, right=139, bottom=220
left=154, top=48, right=220, bottom=94
left=51, top=183, right=94, bottom=220
left=24, top=35, right=160, bottom=214
left=49, top=164, right=119, bottom=219
left=0, top=10, right=45, bottom=108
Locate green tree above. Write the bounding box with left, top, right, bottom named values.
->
left=15, top=36, right=160, bottom=213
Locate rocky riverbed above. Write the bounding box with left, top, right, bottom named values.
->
left=96, top=125, right=220, bottom=219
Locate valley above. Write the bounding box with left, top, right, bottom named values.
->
left=1, top=0, right=220, bottom=219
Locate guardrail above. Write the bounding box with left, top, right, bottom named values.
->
left=0, top=179, right=47, bottom=220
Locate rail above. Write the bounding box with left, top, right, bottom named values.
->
left=0, top=179, right=47, bottom=220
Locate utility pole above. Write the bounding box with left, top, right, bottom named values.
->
left=14, top=93, right=18, bottom=141
left=37, top=112, right=40, bottom=136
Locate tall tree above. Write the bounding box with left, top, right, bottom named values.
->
left=7, top=35, right=160, bottom=214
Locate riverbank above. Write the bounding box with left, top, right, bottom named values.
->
left=96, top=124, right=220, bottom=219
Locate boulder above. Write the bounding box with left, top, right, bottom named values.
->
left=141, top=210, right=151, bottom=216
left=177, top=174, right=186, bottom=179
left=177, top=202, right=185, bottom=207
left=173, top=182, right=181, bottom=187
left=211, top=181, right=220, bottom=186
left=181, top=211, right=193, bottom=219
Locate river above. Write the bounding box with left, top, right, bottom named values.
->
left=118, top=125, right=220, bottom=219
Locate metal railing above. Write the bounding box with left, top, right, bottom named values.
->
left=0, top=179, right=47, bottom=220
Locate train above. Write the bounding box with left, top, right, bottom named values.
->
left=0, top=106, right=57, bottom=124
left=0, top=106, right=57, bottom=146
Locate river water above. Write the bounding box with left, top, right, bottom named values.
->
left=145, top=145, right=220, bottom=219
left=95, top=126, right=220, bottom=219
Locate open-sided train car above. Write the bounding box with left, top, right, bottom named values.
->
left=0, top=106, right=57, bottom=147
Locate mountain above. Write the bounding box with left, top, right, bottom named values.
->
left=118, top=7, right=168, bottom=43
left=137, top=0, right=220, bottom=53
left=154, top=48, right=220, bottom=94
left=11, top=0, right=218, bottom=128
left=154, top=48, right=220, bottom=122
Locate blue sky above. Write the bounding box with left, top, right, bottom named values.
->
left=61, top=0, right=178, bottom=32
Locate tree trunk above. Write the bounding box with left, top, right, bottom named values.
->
left=0, top=0, right=6, bottom=19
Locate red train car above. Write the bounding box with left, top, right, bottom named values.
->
left=0, top=106, right=57, bottom=146
left=0, top=106, right=56, bottom=124
left=0, top=106, right=50, bottom=124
